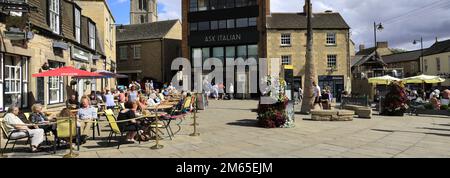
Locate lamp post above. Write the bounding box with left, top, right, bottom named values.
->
left=413, top=37, right=424, bottom=74
left=374, top=22, right=384, bottom=48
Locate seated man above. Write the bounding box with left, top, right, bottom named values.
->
left=66, top=94, right=80, bottom=109
left=77, top=97, right=98, bottom=136
left=4, top=106, right=45, bottom=152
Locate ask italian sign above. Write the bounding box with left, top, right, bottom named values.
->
left=190, top=29, right=259, bottom=46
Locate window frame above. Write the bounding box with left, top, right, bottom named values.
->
left=436, top=57, right=441, bottom=71
left=49, top=0, right=60, bottom=34
left=280, top=33, right=291, bottom=46
left=326, top=33, right=337, bottom=45
left=119, top=46, right=128, bottom=60
left=281, top=55, right=292, bottom=65
left=88, top=21, right=96, bottom=50
left=74, top=7, right=81, bottom=43
left=327, top=54, right=337, bottom=68
left=133, top=45, right=141, bottom=59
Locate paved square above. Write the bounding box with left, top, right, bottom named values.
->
left=2, top=100, right=450, bottom=158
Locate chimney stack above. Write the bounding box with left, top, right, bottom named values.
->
left=303, top=0, right=312, bottom=14
left=436, top=37, right=439, bottom=43
left=376, top=41, right=388, bottom=48
left=359, top=44, right=365, bottom=51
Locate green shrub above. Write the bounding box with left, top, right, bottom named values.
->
left=441, top=105, right=449, bottom=110
left=424, top=103, right=433, bottom=110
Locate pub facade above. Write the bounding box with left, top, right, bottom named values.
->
left=0, top=0, right=107, bottom=112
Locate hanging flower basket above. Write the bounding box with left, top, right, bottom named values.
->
left=84, top=80, right=91, bottom=85
left=70, top=80, right=77, bottom=86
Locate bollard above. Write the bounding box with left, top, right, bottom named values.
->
left=0, top=121, right=7, bottom=158
left=63, top=117, right=79, bottom=158
left=151, top=109, right=164, bottom=150
left=189, top=97, right=200, bottom=136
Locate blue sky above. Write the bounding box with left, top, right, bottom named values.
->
left=107, top=0, right=450, bottom=50
left=107, top=0, right=179, bottom=25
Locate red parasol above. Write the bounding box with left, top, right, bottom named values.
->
left=32, top=66, right=102, bottom=77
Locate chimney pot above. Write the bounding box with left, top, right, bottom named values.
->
left=377, top=41, right=388, bottom=48
left=359, top=44, right=365, bottom=51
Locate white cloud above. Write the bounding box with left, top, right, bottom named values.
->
left=131, top=0, right=450, bottom=50
left=158, top=0, right=182, bottom=21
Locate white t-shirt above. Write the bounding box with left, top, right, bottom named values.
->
left=313, top=85, right=321, bottom=97
left=4, top=113, right=25, bottom=133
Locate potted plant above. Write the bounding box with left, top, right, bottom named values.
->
left=382, top=81, right=408, bottom=116
left=84, top=80, right=91, bottom=85
left=79, top=65, right=87, bottom=71
left=256, top=76, right=292, bottom=128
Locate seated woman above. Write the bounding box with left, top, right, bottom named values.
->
left=30, top=104, right=57, bottom=136
left=117, top=101, right=143, bottom=143
left=430, top=94, right=441, bottom=110
left=137, top=96, right=149, bottom=113
left=321, top=90, right=331, bottom=110
left=4, top=106, right=45, bottom=152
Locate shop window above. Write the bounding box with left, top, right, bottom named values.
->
left=218, top=20, right=227, bottom=29
left=237, top=45, right=247, bottom=58
left=198, top=0, right=209, bottom=11
left=190, top=22, right=198, bottom=31
left=236, top=18, right=248, bottom=28
left=198, top=21, right=210, bottom=31
left=190, top=0, right=198, bottom=12
left=248, top=45, right=258, bottom=58
left=249, top=17, right=257, bottom=26
left=227, top=19, right=235, bottom=29
left=210, top=21, right=218, bottom=30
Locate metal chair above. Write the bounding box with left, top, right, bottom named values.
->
left=0, top=118, right=33, bottom=154
left=104, top=109, right=141, bottom=149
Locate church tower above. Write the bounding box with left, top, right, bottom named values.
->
left=130, top=0, right=158, bottom=24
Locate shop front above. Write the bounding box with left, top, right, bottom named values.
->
left=319, top=75, right=345, bottom=102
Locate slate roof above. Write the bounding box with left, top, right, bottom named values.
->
left=423, top=39, right=450, bottom=56
left=116, top=20, right=179, bottom=42
left=266, top=12, right=350, bottom=29
left=382, top=50, right=423, bottom=64
left=356, top=47, right=376, bottom=56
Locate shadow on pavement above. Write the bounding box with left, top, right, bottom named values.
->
left=371, top=128, right=450, bottom=137
left=226, top=119, right=259, bottom=127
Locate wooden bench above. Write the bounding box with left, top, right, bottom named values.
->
left=342, top=105, right=372, bottom=119
left=311, top=110, right=354, bottom=121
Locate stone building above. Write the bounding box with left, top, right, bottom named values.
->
left=422, top=39, right=450, bottom=87
left=75, top=0, right=117, bottom=90
left=382, top=49, right=422, bottom=78
left=0, top=0, right=107, bottom=112
left=116, top=20, right=182, bottom=86
left=266, top=5, right=352, bottom=101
